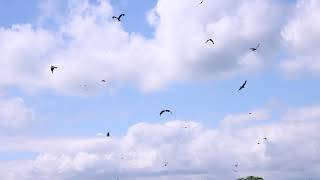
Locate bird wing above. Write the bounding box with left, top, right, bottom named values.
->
left=112, top=16, right=117, bottom=19
left=119, top=14, right=125, bottom=18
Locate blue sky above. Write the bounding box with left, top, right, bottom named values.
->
left=0, top=0, right=320, bottom=179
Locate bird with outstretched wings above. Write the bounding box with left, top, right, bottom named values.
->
left=238, top=80, right=247, bottom=91
left=113, top=14, right=125, bottom=21
left=160, top=110, right=172, bottom=116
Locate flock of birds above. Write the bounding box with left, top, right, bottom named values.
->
left=49, top=3, right=267, bottom=178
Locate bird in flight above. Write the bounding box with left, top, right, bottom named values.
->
left=162, top=162, right=168, bottom=167
left=238, top=80, right=247, bottom=91
left=113, top=14, right=125, bottom=21
left=50, top=66, right=58, bottom=73
left=101, top=80, right=106, bottom=83
left=263, top=137, right=268, bottom=140
left=160, top=110, right=172, bottom=116
left=199, top=0, right=204, bottom=4
left=250, top=43, right=260, bottom=51
left=106, top=132, right=110, bottom=137
left=206, top=38, right=214, bottom=45
left=257, top=142, right=261, bottom=145
left=234, top=164, right=238, bottom=168
left=248, top=112, right=252, bottom=115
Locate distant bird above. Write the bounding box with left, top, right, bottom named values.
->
left=160, top=110, right=172, bottom=116
left=238, top=80, right=247, bottom=91
left=101, top=80, right=106, bottom=83
left=250, top=43, right=260, bottom=51
left=263, top=137, right=268, bottom=140
left=257, top=142, right=260, bottom=145
left=248, top=112, right=252, bottom=115
left=162, top=162, right=168, bottom=167
left=106, top=132, right=110, bottom=137
left=50, top=66, right=58, bottom=73
left=234, top=164, right=238, bottom=168
left=112, top=14, right=125, bottom=21
left=206, top=38, right=214, bottom=45
left=199, top=0, right=204, bottom=4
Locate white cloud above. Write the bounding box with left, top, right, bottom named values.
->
left=0, top=97, right=34, bottom=128
left=0, top=105, right=320, bottom=179
left=0, top=0, right=286, bottom=94
left=281, top=0, right=320, bottom=75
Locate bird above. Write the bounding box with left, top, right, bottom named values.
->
left=101, top=80, right=106, bottom=83
left=206, top=38, right=214, bottom=45
left=263, top=137, right=268, bottom=140
left=112, top=14, right=125, bottom=21
left=162, top=162, right=168, bottom=167
left=234, top=164, right=238, bottom=168
left=106, top=132, right=110, bottom=137
left=257, top=142, right=261, bottom=145
left=50, top=66, right=58, bottom=73
left=238, top=80, right=247, bottom=91
left=160, top=110, right=172, bottom=116
left=199, top=0, right=204, bottom=4
left=250, top=43, right=260, bottom=51
left=248, top=112, right=252, bottom=115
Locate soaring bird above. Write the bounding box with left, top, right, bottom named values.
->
left=160, top=110, right=172, bottom=116
left=51, top=66, right=58, bottom=73
left=248, top=112, right=252, bottom=115
left=206, top=38, right=214, bottom=45
left=250, top=43, right=260, bottom=51
left=101, top=80, right=106, bottom=83
left=113, top=14, right=125, bottom=21
left=238, top=80, right=247, bottom=91
left=263, top=137, right=268, bottom=140
left=106, top=132, right=110, bottom=137
left=257, top=142, right=261, bottom=145
left=199, top=0, right=204, bottom=4
left=234, top=164, right=238, bottom=168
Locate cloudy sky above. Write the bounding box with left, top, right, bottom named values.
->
left=0, top=0, right=320, bottom=179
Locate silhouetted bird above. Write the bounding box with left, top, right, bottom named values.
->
left=250, top=43, right=260, bottom=51
left=113, top=14, right=125, bottom=21
left=51, top=66, right=58, bottom=73
left=238, top=80, right=247, bottom=91
left=199, top=0, right=204, bottom=4
left=235, top=164, right=238, bottom=167
left=107, top=132, right=110, bottom=137
left=248, top=112, right=252, bottom=115
left=160, top=110, right=172, bottom=116
left=206, top=39, right=214, bottom=45
left=263, top=137, right=268, bottom=140
left=101, top=80, right=106, bottom=83
left=257, top=142, right=260, bottom=145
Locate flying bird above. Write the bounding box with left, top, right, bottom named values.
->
left=113, top=14, right=125, bottom=21
left=106, top=132, right=110, bottom=137
left=160, top=110, right=172, bottom=116
left=162, top=162, right=168, bottom=167
left=206, top=38, right=214, bottom=45
left=257, top=142, right=261, bottom=145
left=263, top=137, right=268, bottom=140
left=250, top=43, right=260, bottom=51
left=199, top=0, right=204, bottom=4
left=238, top=80, right=247, bottom=91
left=101, top=80, right=106, bottom=83
left=50, top=66, right=58, bottom=73
left=248, top=112, right=252, bottom=115
left=234, top=164, right=238, bottom=168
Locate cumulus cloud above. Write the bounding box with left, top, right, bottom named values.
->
left=281, top=0, right=320, bottom=75
left=0, top=97, right=34, bottom=128
left=0, top=0, right=287, bottom=94
left=0, top=105, right=320, bottom=180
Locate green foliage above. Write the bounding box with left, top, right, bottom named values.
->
left=237, top=176, right=264, bottom=180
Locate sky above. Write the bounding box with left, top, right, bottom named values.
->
left=0, top=0, right=320, bottom=179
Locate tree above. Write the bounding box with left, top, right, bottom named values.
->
left=238, top=176, right=264, bottom=180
